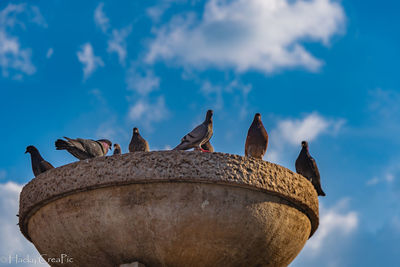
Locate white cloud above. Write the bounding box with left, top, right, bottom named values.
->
left=0, top=4, right=38, bottom=79
left=94, top=2, right=110, bottom=33
left=126, top=65, right=160, bottom=96
left=307, top=199, right=358, bottom=251
left=77, top=43, right=104, bottom=80
left=29, top=6, right=47, bottom=28
left=93, top=3, right=132, bottom=65
left=276, top=113, right=345, bottom=146
left=266, top=113, right=344, bottom=164
left=46, top=47, right=53, bottom=59
left=128, top=96, right=169, bottom=129
left=0, top=182, right=45, bottom=266
left=146, top=0, right=345, bottom=73
left=366, top=173, right=396, bottom=186
left=291, top=199, right=358, bottom=267
left=107, top=26, right=132, bottom=65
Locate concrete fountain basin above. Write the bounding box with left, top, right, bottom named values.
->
left=19, top=151, right=319, bottom=267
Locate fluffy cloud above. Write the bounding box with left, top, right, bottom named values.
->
left=146, top=0, right=345, bottom=73
left=94, top=2, right=110, bottom=33
left=94, top=3, right=131, bottom=65
left=307, top=199, right=358, bottom=251
left=107, top=26, right=132, bottom=65
left=77, top=43, right=104, bottom=80
left=0, top=4, right=39, bottom=79
left=266, top=113, right=345, bottom=164
left=275, top=112, right=345, bottom=146
left=0, top=182, right=43, bottom=266
left=126, top=65, right=160, bottom=95
left=292, top=199, right=358, bottom=267
left=128, top=96, right=169, bottom=129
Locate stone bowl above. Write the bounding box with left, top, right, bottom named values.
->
left=19, top=151, right=319, bottom=267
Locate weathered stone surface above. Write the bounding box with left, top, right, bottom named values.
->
left=19, top=151, right=319, bottom=267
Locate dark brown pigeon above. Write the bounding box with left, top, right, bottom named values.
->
left=55, top=137, right=112, bottom=160
left=25, top=145, right=54, bottom=177
left=129, top=128, right=149, bottom=152
left=173, top=110, right=213, bottom=151
left=295, top=141, right=326, bottom=196
left=113, top=143, right=122, bottom=155
left=194, top=140, right=214, bottom=152
left=245, top=113, right=268, bottom=159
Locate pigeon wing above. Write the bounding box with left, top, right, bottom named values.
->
left=78, top=138, right=104, bottom=157
left=39, top=160, right=54, bottom=173
left=62, top=137, right=92, bottom=160
left=181, top=123, right=207, bottom=144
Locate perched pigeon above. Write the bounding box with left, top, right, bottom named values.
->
left=55, top=137, right=112, bottom=160
left=295, top=141, right=326, bottom=196
left=173, top=110, right=213, bottom=151
left=129, top=128, right=149, bottom=152
left=113, top=143, right=122, bottom=155
left=194, top=140, right=214, bottom=152
left=245, top=113, right=268, bottom=159
left=25, top=145, right=54, bottom=177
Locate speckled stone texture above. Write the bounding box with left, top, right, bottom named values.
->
left=19, top=151, right=319, bottom=267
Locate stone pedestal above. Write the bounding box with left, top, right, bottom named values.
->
left=19, top=151, right=319, bottom=267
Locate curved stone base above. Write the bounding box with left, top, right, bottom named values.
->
left=29, top=183, right=310, bottom=267
left=19, top=151, right=319, bottom=267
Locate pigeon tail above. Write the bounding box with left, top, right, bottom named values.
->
left=173, top=142, right=189, bottom=151
left=55, top=139, right=72, bottom=150
left=316, top=187, right=326, bottom=197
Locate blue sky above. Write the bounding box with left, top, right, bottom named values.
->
left=0, top=0, right=400, bottom=266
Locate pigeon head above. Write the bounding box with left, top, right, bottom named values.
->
left=25, top=145, right=38, bottom=154
left=254, top=113, right=261, bottom=120
left=133, top=127, right=139, bottom=134
left=301, top=141, right=309, bottom=148
left=114, top=143, right=120, bottom=148
left=205, top=110, right=213, bottom=122
left=98, top=139, right=112, bottom=149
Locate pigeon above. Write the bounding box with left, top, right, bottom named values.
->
left=194, top=140, right=214, bottom=152
left=173, top=110, right=213, bottom=151
left=295, top=141, right=326, bottom=196
left=55, top=137, right=112, bottom=160
left=129, top=128, right=149, bottom=152
left=245, top=113, right=268, bottom=159
left=25, top=145, right=54, bottom=177
left=113, top=143, right=122, bottom=155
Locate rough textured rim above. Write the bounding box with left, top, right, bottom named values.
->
left=19, top=151, right=319, bottom=241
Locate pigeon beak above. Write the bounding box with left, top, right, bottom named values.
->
left=24, top=150, right=28, bottom=154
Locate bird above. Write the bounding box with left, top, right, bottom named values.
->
left=129, top=127, right=149, bottom=152
left=194, top=140, right=214, bottom=152
left=295, top=141, right=326, bottom=196
left=173, top=110, right=213, bottom=152
left=55, top=137, right=112, bottom=160
left=113, top=144, right=122, bottom=155
left=245, top=113, right=268, bottom=159
left=25, top=145, right=54, bottom=177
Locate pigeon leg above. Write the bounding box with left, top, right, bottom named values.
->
left=200, top=148, right=210, bottom=152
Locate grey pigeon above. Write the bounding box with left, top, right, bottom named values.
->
left=194, top=140, right=214, bottom=152
left=173, top=110, right=213, bottom=151
left=113, top=143, right=122, bottom=155
left=25, top=145, right=54, bottom=177
left=295, top=141, right=326, bottom=196
left=245, top=113, right=268, bottom=159
left=129, top=128, right=149, bottom=152
left=55, top=137, right=112, bottom=160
